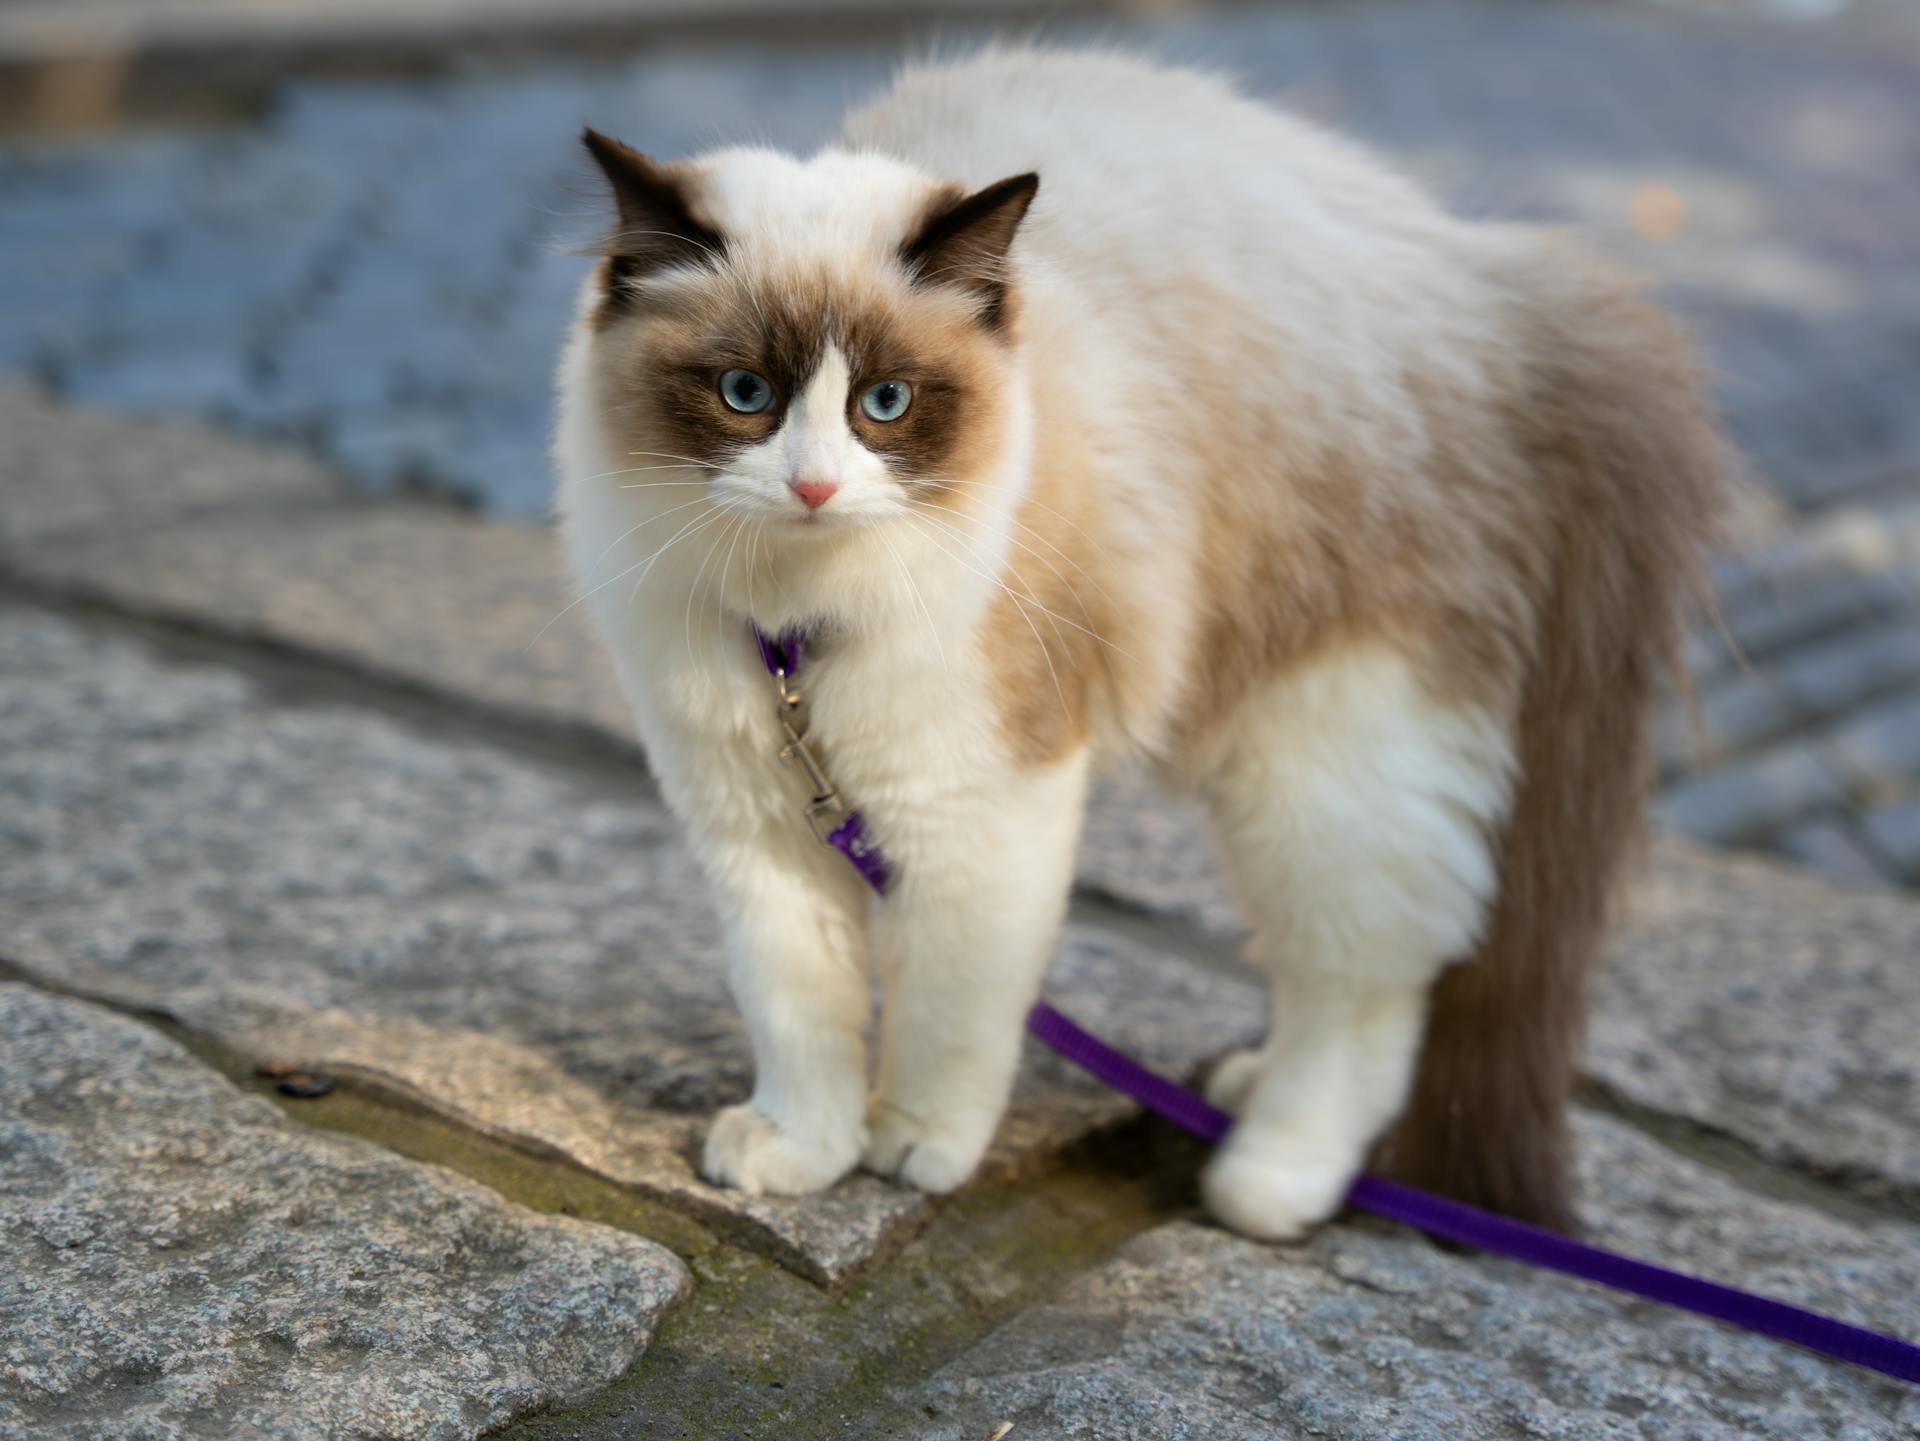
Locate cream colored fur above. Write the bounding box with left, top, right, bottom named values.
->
left=554, top=48, right=1696, bottom=1237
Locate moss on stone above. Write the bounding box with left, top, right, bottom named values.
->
left=496, top=1125, right=1211, bottom=1439
left=14, top=975, right=1211, bottom=1437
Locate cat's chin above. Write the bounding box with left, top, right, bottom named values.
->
left=753, top=506, right=859, bottom=535
left=762, top=508, right=907, bottom=549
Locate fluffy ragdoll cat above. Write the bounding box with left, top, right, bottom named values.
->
left=554, top=48, right=1721, bottom=1239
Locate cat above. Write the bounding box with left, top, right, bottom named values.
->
left=553, top=47, right=1722, bottom=1239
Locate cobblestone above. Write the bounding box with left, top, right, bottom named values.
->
left=1653, top=736, right=1850, bottom=844
left=1777, top=813, right=1894, bottom=888
left=0, top=386, right=343, bottom=551
left=1777, top=617, right=1920, bottom=720
left=1684, top=564, right=1913, bottom=683
left=7, top=389, right=1917, bottom=1209
left=899, top=1114, right=1920, bottom=1441
left=0, top=983, right=690, bottom=1441
left=1591, top=840, right=1920, bottom=1207
left=1827, top=685, right=1920, bottom=798
left=1654, top=669, right=1805, bottom=779
left=1862, top=797, right=1920, bottom=881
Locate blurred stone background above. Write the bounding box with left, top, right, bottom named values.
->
left=1, top=3, right=1917, bottom=1438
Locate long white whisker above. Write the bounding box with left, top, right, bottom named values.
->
left=744, top=521, right=763, bottom=623
left=908, top=496, right=1103, bottom=625
left=626, top=450, right=727, bottom=471
left=684, top=517, right=736, bottom=672
left=575, top=459, right=718, bottom=485
left=912, top=503, right=1074, bottom=659
left=873, top=523, right=947, bottom=674
left=605, top=227, right=724, bottom=265
left=930, top=491, right=1118, bottom=609
left=527, top=495, right=717, bottom=649
left=926, top=480, right=1120, bottom=577
left=1010, top=590, right=1071, bottom=722
left=577, top=493, right=715, bottom=579
left=628, top=508, right=734, bottom=607
left=908, top=514, right=1069, bottom=721
left=903, top=503, right=1130, bottom=657
left=616, top=479, right=720, bottom=490
left=714, top=515, right=748, bottom=662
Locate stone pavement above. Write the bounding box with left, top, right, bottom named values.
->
left=0, top=984, right=689, bottom=1440
left=4, top=0, right=1920, bottom=882
left=2, top=384, right=1918, bottom=1435
left=908, top=1114, right=1920, bottom=1440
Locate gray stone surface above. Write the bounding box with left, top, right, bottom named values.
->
left=0, top=606, right=1263, bottom=1284
left=19, top=491, right=635, bottom=747
left=0, top=386, right=341, bottom=553
left=1079, top=774, right=1243, bottom=938
left=1829, top=686, right=1920, bottom=796
left=1591, top=843, right=1920, bottom=1206
left=1778, top=813, right=1895, bottom=888
left=1862, top=797, right=1920, bottom=882
left=897, top=1112, right=1920, bottom=1440
left=0, top=982, right=689, bottom=1441
left=1654, top=669, right=1806, bottom=781
left=1686, top=567, right=1913, bottom=684
left=11, top=410, right=1917, bottom=1218
left=1779, top=619, right=1920, bottom=723
left=1653, top=737, right=1851, bottom=844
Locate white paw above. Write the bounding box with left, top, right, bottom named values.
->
left=701, top=1103, right=860, bottom=1196
left=861, top=1101, right=989, bottom=1194
left=1204, top=1047, right=1266, bottom=1115
left=1201, top=1131, right=1356, bottom=1242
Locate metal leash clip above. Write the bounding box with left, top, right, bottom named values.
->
left=769, top=665, right=847, bottom=845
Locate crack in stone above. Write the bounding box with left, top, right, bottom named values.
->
left=1575, top=1077, right=1920, bottom=1228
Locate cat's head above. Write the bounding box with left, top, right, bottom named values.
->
left=573, top=129, right=1037, bottom=535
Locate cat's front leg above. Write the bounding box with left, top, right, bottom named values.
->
left=697, top=827, right=875, bottom=1196
left=862, top=749, right=1090, bottom=1193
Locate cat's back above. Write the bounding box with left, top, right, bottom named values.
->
left=841, top=47, right=1464, bottom=302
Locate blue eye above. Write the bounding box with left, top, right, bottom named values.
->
left=719, top=369, right=773, bottom=414
left=860, top=379, right=912, bottom=422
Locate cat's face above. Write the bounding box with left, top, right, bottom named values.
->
left=580, top=133, right=1037, bottom=537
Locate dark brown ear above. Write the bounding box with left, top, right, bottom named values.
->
left=581, top=128, right=724, bottom=300
left=899, top=172, right=1039, bottom=329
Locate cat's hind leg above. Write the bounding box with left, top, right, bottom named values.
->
left=1198, top=640, right=1515, bottom=1240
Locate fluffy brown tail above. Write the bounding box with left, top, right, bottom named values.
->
left=1372, top=251, right=1726, bottom=1233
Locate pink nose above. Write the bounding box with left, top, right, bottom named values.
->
left=792, top=479, right=839, bottom=511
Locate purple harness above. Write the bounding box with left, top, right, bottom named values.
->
left=749, top=624, right=1919, bottom=1387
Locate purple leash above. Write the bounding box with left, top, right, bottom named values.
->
left=1027, top=1001, right=1920, bottom=1387
left=750, top=623, right=1919, bottom=1388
